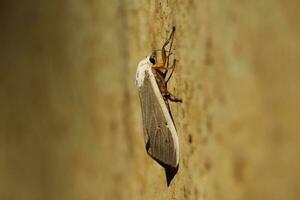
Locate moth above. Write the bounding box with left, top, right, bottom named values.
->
left=135, top=27, right=182, bottom=186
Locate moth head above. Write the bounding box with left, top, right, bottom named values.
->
left=149, top=52, right=157, bottom=64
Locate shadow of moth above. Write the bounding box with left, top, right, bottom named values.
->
left=135, top=27, right=182, bottom=186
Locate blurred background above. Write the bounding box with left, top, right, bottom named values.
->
left=0, top=0, right=299, bottom=199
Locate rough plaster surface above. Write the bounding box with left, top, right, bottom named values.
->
left=0, top=0, right=299, bottom=200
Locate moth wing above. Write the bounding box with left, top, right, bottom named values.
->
left=138, top=70, right=178, bottom=168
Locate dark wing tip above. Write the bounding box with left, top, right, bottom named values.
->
left=147, top=154, right=179, bottom=186
left=165, top=164, right=179, bottom=186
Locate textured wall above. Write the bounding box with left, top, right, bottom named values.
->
left=0, top=0, right=299, bottom=200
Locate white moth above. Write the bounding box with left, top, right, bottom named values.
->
left=135, top=27, right=182, bottom=185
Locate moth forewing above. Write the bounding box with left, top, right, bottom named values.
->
left=136, top=57, right=179, bottom=168
left=136, top=26, right=180, bottom=186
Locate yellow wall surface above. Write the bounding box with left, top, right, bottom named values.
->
left=0, top=0, right=299, bottom=200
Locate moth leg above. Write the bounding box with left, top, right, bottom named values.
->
left=165, top=59, right=177, bottom=83
left=153, top=27, right=176, bottom=69
left=164, top=91, right=182, bottom=103
left=152, top=49, right=170, bottom=53
left=164, top=27, right=175, bottom=70
left=153, top=63, right=164, bottom=68
left=162, top=26, right=176, bottom=49
left=160, top=65, right=175, bottom=70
